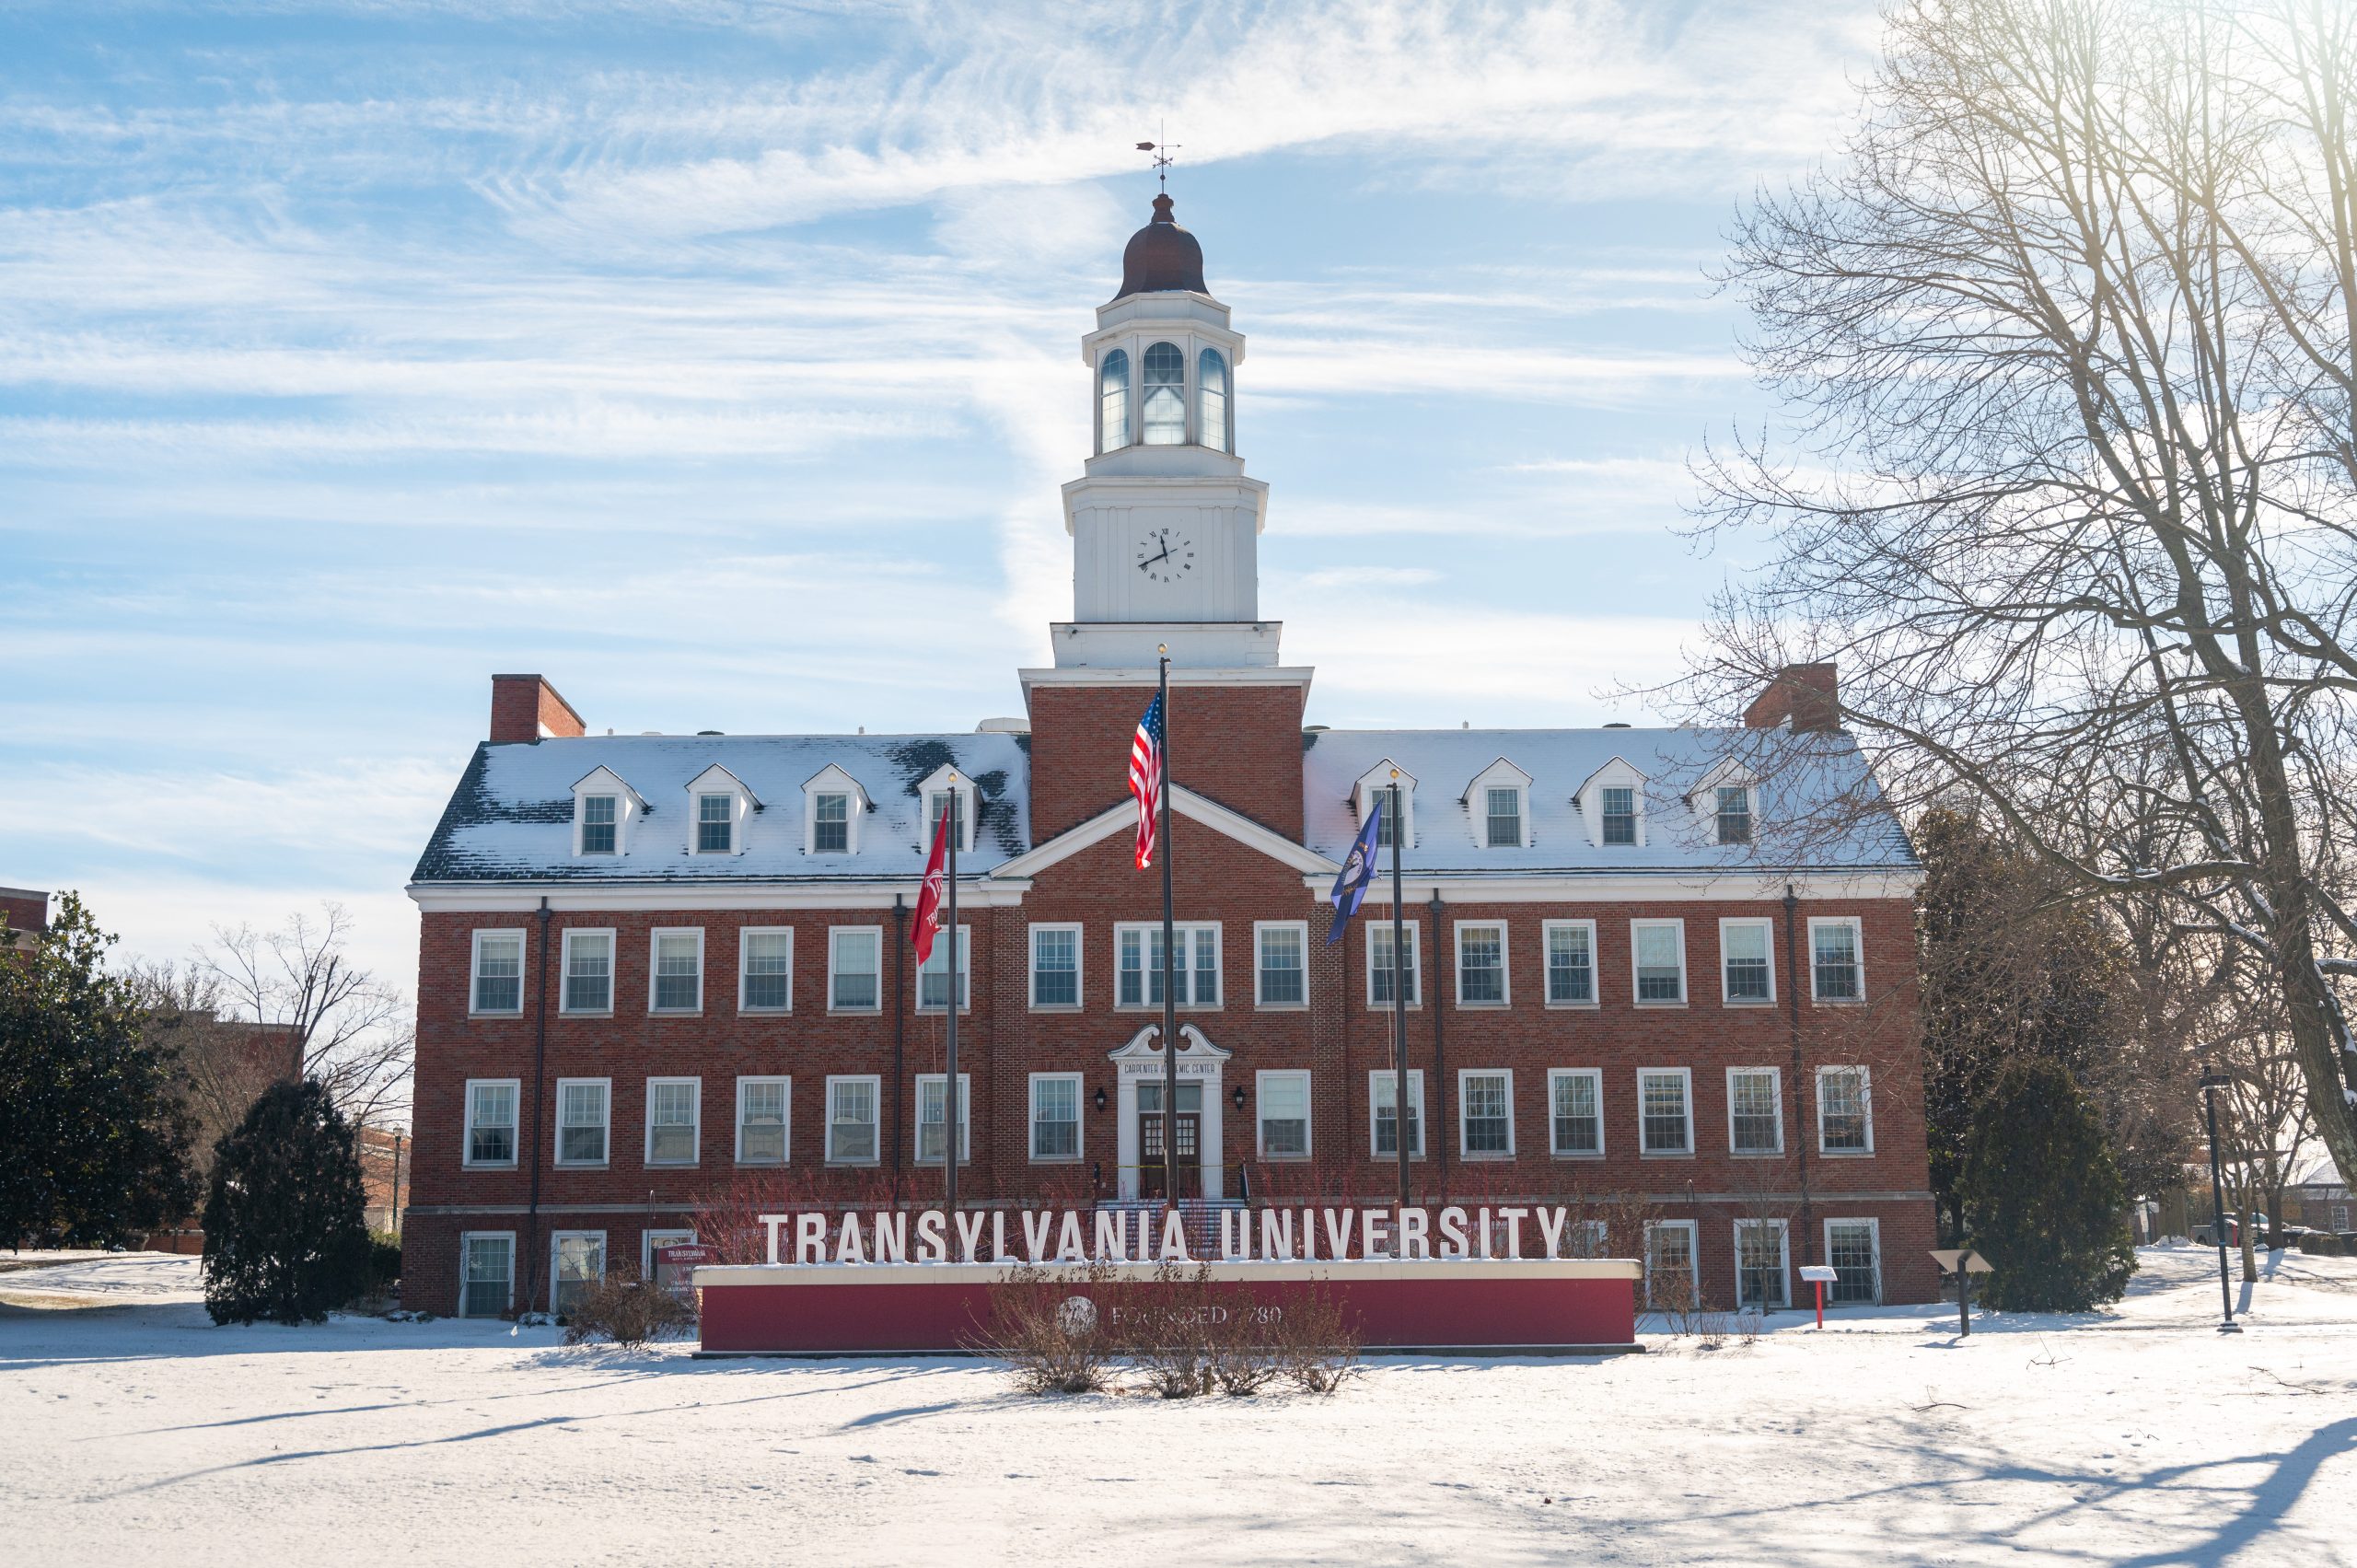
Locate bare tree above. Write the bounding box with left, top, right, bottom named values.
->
left=197, top=905, right=412, bottom=1130
left=1678, top=0, right=2357, bottom=1185
left=122, top=960, right=290, bottom=1175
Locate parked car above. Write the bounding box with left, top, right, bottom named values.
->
left=2191, top=1213, right=2269, bottom=1247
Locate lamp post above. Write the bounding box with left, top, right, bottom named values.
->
left=2198, top=1063, right=2241, bottom=1334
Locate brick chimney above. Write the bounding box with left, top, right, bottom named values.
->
left=489, top=674, right=586, bottom=744
left=1743, top=662, right=1839, bottom=734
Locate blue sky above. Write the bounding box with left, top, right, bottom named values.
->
left=0, top=0, right=1879, bottom=992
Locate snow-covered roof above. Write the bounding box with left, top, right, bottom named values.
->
left=413, top=733, right=1030, bottom=883
left=1301, top=726, right=1916, bottom=874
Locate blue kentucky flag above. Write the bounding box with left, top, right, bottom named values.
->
left=1327, top=795, right=1383, bottom=944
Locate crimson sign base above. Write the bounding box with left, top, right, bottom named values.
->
left=692, top=1258, right=1643, bottom=1357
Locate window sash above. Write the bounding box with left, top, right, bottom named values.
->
left=828, top=1079, right=877, bottom=1163
left=1736, top=1222, right=1789, bottom=1307
left=737, top=1080, right=787, bottom=1165
left=1813, top=922, right=1863, bottom=1000
left=1141, top=341, right=1185, bottom=444
left=1546, top=923, right=1595, bottom=1004
left=1030, top=1076, right=1080, bottom=1160
left=1644, top=1223, right=1697, bottom=1307
left=1461, top=1072, right=1512, bottom=1156
left=460, top=1235, right=513, bottom=1317
left=812, top=793, right=850, bottom=854
left=1722, top=922, right=1771, bottom=1003
left=916, top=1077, right=969, bottom=1165
left=1639, top=1071, right=1690, bottom=1154
left=1550, top=1071, right=1600, bottom=1156
left=1715, top=785, right=1752, bottom=844
left=563, top=932, right=611, bottom=1012
left=1634, top=923, right=1685, bottom=1002
left=1031, top=927, right=1079, bottom=1007
left=1457, top=924, right=1505, bottom=1005
left=647, top=1081, right=698, bottom=1165
left=917, top=927, right=970, bottom=1012
left=580, top=795, right=617, bottom=854
left=1372, top=1072, right=1424, bottom=1157
left=1099, top=349, right=1131, bottom=450
left=696, top=793, right=733, bottom=854
left=552, top=1233, right=605, bottom=1317
left=652, top=933, right=701, bottom=1011
left=1368, top=923, right=1420, bottom=1005
left=1600, top=786, right=1637, bottom=844
left=472, top=933, right=523, bottom=1013
left=467, top=1084, right=517, bottom=1165
left=1828, top=1221, right=1880, bottom=1304
left=1256, top=924, right=1306, bottom=1005
left=557, top=1083, right=608, bottom=1164
left=1818, top=1068, right=1872, bottom=1151
left=830, top=930, right=880, bottom=1010
left=1728, top=1069, right=1782, bottom=1153
left=741, top=931, right=792, bottom=1011
left=1117, top=925, right=1216, bottom=1007
left=1484, top=786, right=1522, bottom=847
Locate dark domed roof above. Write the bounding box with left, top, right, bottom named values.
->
left=1112, top=193, right=1207, bottom=301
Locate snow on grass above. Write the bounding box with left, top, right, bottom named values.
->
left=4, top=1245, right=2352, bottom=1566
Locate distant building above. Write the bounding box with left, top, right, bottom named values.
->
left=401, top=198, right=1933, bottom=1319
left=1, top=885, right=49, bottom=957
left=357, top=1124, right=412, bottom=1235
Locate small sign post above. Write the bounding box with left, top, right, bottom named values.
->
left=1798, top=1263, right=1838, bottom=1330
left=1930, top=1249, right=1992, bottom=1338
left=656, top=1244, right=715, bottom=1298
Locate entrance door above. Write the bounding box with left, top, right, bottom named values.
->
left=1136, top=1082, right=1203, bottom=1198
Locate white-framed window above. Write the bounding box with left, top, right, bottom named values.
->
left=1029, top=1073, right=1082, bottom=1162
left=1098, top=345, right=1131, bottom=452
left=1198, top=345, right=1230, bottom=453
left=1254, top=921, right=1307, bottom=1008
left=1029, top=924, right=1082, bottom=1010
left=1727, top=1066, right=1783, bottom=1155
left=1141, top=339, right=1186, bottom=444
left=1369, top=1069, right=1424, bottom=1158
left=1257, top=1070, right=1311, bottom=1159
left=915, top=1074, right=970, bottom=1165
left=470, top=929, right=524, bottom=1016
left=803, top=765, right=866, bottom=856
left=737, top=926, right=793, bottom=1012
left=812, top=793, right=850, bottom=853
left=917, top=924, right=970, bottom=1013
left=922, top=793, right=970, bottom=854
left=1483, top=785, right=1525, bottom=849
left=1637, top=1067, right=1693, bottom=1156
left=1554, top=1218, right=1612, bottom=1259
left=736, top=1076, right=789, bottom=1165
left=1115, top=923, right=1220, bottom=1008
left=1735, top=1218, right=1791, bottom=1308
left=1715, top=784, right=1753, bottom=845
left=829, top=926, right=882, bottom=1013
left=560, top=928, right=613, bottom=1014
left=579, top=792, right=619, bottom=854
left=555, top=1078, right=610, bottom=1167
left=463, top=1079, right=519, bottom=1167
left=1825, top=1218, right=1882, bottom=1304
left=1355, top=764, right=1416, bottom=850
left=1458, top=1068, right=1515, bottom=1159
left=1643, top=1220, right=1699, bottom=1308
left=1543, top=920, right=1596, bottom=1005
left=825, top=1075, right=879, bottom=1165
left=1600, top=784, right=1639, bottom=845
left=1718, top=919, right=1774, bottom=1005
left=644, top=1227, right=696, bottom=1292
left=1455, top=921, right=1509, bottom=1007
left=459, top=1231, right=514, bottom=1318
left=644, top=1077, right=701, bottom=1167
left=1365, top=920, right=1421, bottom=1007
left=1631, top=919, right=1687, bottom=1005
left=1548, top=1068, right=1602, bottom=1157
left=551, top=1230, right=606, bottom=1318
left=1809, top=917, right=1864, bottom=1002
left=695, top=792, right=735, bottom=854
left=647, top=928, right=702, bottom=1013
left=1817, top=1065, right=1874, bottom=1154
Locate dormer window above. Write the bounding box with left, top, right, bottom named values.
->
left=571, top=767, right=644, bottom=857
left=914, top=763, right=979, bottom=854
left=1485, top=788, right=1522, bottom=847
left=802, top=763, right=870, bottom=857
left=1715, top=785, right=1752, bottom=845
left=1464, top=759, right=1533, bottom=850
left=1602, top=787, right=1637, bottom=844
left=683, top=764, right=755, bottom=857
left=1353, top=761, right=1417, bottom=852
left=814, top=794, right=849, bottom=853
left=1099, top=348, right=1131, bottom=452
left=924, top=792, right=970, bottom=852
left=696, top=794, right=734, bottom=854
left=1199, top=347, right=1230, bottom=453
left=1142, top=342, right=1185, bottom=444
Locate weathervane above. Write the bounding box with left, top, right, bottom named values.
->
left=1136, top=126, right=1179, bottom=192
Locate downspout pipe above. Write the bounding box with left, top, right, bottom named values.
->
left=1782, top=883, right=1814, bottom=1267
left=521, top=897, right=552, bottom=1315
left=1428, top=889, right=1448, bottom=1192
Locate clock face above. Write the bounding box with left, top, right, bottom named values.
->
left=1134, top=527, right=1195, bottom=583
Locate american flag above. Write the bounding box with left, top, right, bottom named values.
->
left=1128, top=691, right=1166, bottom=869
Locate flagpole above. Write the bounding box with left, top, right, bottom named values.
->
left=944, top=773, right=959, bottom=1225
left=1157, top=650, right=1179, bottom=1220
left=1389, top=776, right=1410, bottom=1227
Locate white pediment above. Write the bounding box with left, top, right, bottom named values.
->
left=1108, top=1022, right=1231, bottom=1072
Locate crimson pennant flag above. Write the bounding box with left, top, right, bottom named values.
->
left=911, top=798, right=951, bottom=965
left=1128, top=691, right=1166, bottom=869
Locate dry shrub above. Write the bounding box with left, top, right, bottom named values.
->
left=1266, top=1282, right=1364, bottom=1395
left=562, top=1266, right=696, bottom=1347
left=977, top=1259, right=1125, bottom=1395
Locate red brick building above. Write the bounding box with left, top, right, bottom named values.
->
left=401, top=198, right=1932, bottom=1318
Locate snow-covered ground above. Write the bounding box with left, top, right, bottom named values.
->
left=4, top=1244, right=2351, bottom=1566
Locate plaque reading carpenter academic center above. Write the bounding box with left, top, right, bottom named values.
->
left=399, top=196, right=1935, bottom=1329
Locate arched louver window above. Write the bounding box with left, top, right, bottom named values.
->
left=1198, top=347, right=1229, bottom=453
left=1141, top=341, right=1185, bottom=445
left=1098, top=348, right=1131, bottom=452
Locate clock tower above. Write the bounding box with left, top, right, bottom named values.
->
left=1021, top=192, right=1313, bottom=841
